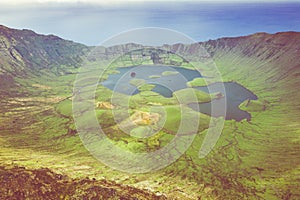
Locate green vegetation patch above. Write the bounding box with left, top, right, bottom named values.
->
left=112, top=129, right=173, bottom=153
left=129, top=78, right=146, bottom=87
left=173, top=88, right=211, bottom=104
left=186, top=77, right=207, bottom=87
left=130, top=126, right=152, bottom=138
left=162, top=71, right=179, bottom=76
left=149, top=75, right=161, bottom=79
left=138, top=84, right=156, bottom=92
left=163, top=105, right=210, bottom=134
left=129, top=91, right=177, bottom=107
left=55, top=99, right=72, bottom=117
left=239, top=99, right=268, bottom=112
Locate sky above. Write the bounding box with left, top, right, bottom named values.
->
left=1, top=0, right=300, bottom=7
left=2, top=0, right=299, bottom=4
left=0, top=0, right=299, bottom=46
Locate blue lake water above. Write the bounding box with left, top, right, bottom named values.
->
left=101, top=65, right=201, bottom=95
left=101, top=65, right=257, bottom=121
left=190, top=82, right=258, bottom=121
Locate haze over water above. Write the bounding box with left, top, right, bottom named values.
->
left=0, top=1, right=299, bottom=45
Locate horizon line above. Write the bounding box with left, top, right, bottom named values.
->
left=1, top=24, right=299, bottom=47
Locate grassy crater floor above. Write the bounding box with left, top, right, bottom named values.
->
left=0, top=59, right=299, bottom=199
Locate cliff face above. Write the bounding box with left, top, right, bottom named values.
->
left=1, top=24, right=299, bottom=81
left=0, top=25, right=88, bottom=76
left=201, top=32, right=300, bottom=82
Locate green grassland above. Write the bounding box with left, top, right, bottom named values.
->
left=0, top=63, right=215, bottom=199
left=1, top=59, right=299, bottom=199
left=186, top=77, right=208, bottom=87
left=1, top=34, right=300, bottom=199
left=173, top=88, right=211, bottom=104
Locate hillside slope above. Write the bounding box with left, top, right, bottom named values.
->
left=0, top=25, right=299, bottom=199
left=0, top=25, right=89, bottom=96
left=201, top=32, right=300, bottom=199
left=0, top=25, right=88, bottom=74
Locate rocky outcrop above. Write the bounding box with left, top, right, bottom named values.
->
left=0, top=165, right=167, bottom=200
left=130, top=111, right=160, bottom=126
left=97, top=101, right=115, bottom=109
